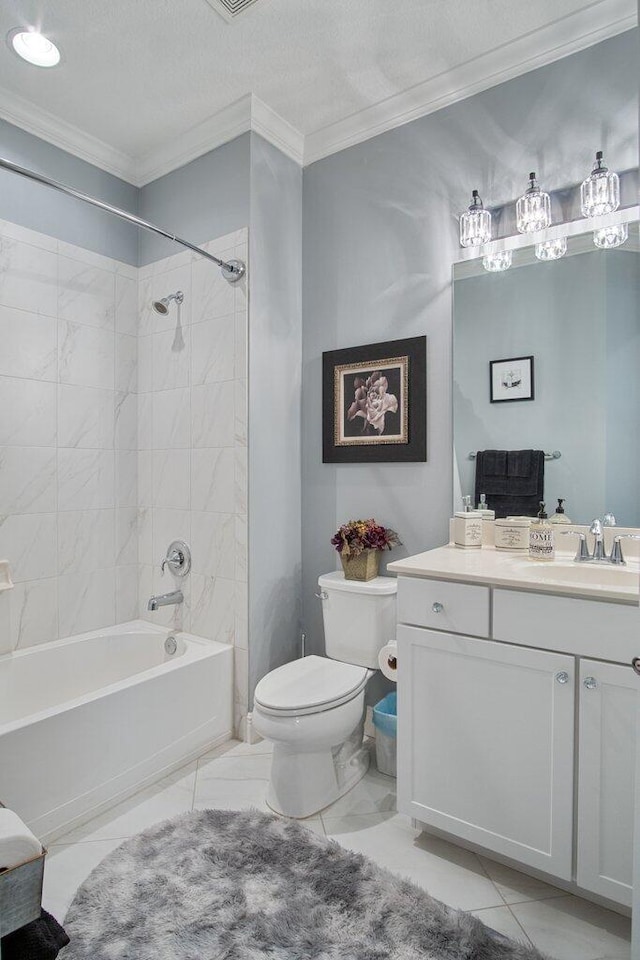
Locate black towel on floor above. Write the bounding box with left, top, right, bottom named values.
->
left=1, top=909, right=70, bottom=960
left=474, top=449, right=544, bottom=518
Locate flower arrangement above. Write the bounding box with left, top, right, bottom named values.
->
left=331, top=519, right=401, bottom=559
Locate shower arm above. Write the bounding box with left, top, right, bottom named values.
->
left=0, top=156, right=245, bottom=283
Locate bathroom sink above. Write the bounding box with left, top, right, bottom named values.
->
left=514, top=559, right=640, bottom=590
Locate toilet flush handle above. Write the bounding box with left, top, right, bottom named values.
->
left=315, top=590, right=328, bottom=600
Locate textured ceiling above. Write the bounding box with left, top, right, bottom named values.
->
left=0, top=0, right=634, bottom=168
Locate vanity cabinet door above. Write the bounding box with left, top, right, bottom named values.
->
left=397, top=625, right=575, bottom=880
left=577, top=658, right=637, bottom=907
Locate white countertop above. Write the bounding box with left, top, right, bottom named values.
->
left=387, top=545, right=640, bottom=604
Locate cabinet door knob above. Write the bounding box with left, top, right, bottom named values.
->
left=583, top=676, right=598, bottom=690
left=432, top=602, right=444, bottom=613
left=555, top=671, right=570, bottom=685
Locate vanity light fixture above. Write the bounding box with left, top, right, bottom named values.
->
left=8, top=28, right=61, bottom=67
left=581, top=151, right=619, bottom=218
left=534, top=237, right=567, bottom=261
left=593, top=223, right=628, bottom=249
left=516, top=172, right=551, bottom=234
left=459, top=190, right=492, bottom=247
left=482, top=251, right=512, bottom=273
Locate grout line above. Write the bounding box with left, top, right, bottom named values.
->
left=475, top=853, right=510, bottom=908
left=504, top=905, right=535, bottom=947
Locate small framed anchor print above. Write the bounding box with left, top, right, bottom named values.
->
left=490, top=355, right=534, bottom=403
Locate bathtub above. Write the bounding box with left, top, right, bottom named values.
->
left=0, top=620, right=233, bottom=842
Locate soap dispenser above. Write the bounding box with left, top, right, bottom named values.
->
left=454, top=496, right=483, bottom=548
left=476, top=493, right=496, bottom=520
left=529, top=502, right=555, bottom=561
left=549, top=498, right=571, bottom=524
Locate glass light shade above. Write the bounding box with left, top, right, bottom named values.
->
left=535, top=237, right=567, bottom=261
left=581, top=152, right=619, bottom=218
left=516, top=172, right=551, bottom=234
left=459, top=190, right=492, bottom=247
left=10, top=30, right=60, bottom=67
left=593, top=223, right=628, bottom=249
left=482, top=251, right=512, bottom=273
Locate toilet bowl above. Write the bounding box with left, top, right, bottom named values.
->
left=252, top=571, right=397, bottom=819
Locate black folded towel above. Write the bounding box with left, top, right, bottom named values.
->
left=475, top=449, right=545, bottom=518
left=1, top=909, right=70, bottom=960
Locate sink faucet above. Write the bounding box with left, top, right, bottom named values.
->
left=562, top=522, right=640, bottom=566
left=590, top=519, right=607, bottom=562
left=147, top=589, right=184, bottom=611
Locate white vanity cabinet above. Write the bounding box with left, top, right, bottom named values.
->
left=395, top=571, right=640, bottom=907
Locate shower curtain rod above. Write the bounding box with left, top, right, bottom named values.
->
left=0, top=156, right=245, bottom=283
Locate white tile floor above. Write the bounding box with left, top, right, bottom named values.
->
left=43, top=739, right=631, bottom=960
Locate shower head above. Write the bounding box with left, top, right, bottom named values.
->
left=152, top=290, right=184, bottom=315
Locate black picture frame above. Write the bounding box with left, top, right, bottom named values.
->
left=322, top=336, right=427, bottom=463
left=490, top=355, right=535, bottom=403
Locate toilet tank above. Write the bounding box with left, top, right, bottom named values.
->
left=318, top=571, right=397, bottom=669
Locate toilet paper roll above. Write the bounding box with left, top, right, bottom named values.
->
left=378, top=641, right=398, bottom=682
left=0, top=808, right=42, bottom=869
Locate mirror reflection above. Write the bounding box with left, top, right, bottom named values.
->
left=453, top=223, right=640, bottom=525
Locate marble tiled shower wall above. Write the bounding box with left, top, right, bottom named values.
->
left=136, top=230, right=249, bottom=735
left=0, top=219, right=138, bottom=653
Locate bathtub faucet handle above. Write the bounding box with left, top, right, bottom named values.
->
left=160, top=540, right=191, bottom=577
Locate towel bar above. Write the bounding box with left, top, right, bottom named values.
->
left=468, top=450, right=561, bottom=461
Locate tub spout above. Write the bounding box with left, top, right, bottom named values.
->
left=147, top=590, right=183, bottom=612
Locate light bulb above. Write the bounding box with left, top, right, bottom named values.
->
left=459, top=190, right=492, bottom=247
left=516, top=172, right=551, bottom=234
left=482, top=251, right=512, bottom=273
left=593, top=224, right=628, bottom=249
left=10, top=29, right=61, bottom=67
left=581, top=152, right=619, bottom=218
left=535, top=238, right=567, bottom=261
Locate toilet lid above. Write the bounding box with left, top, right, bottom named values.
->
left=254, top=655, right=369, bottom=715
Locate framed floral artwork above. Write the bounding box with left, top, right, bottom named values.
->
left=322, top=336, right=427, bottom=462
left=490, top=355, right=535, bottom=403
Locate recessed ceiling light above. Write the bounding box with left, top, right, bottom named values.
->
left=8, top=28, right=61, bottom=68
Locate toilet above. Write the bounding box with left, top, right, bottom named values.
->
left=252, top=571, right=397, bottom=818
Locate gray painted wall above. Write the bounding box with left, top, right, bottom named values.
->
left=138, top=134, right=251, bottom=265
left=0, top=119, right=138, bottom=264
left=301, top=30, right=639, bottom=663
left=248, top=132, right=303, bottom=699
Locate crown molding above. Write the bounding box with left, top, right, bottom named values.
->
left=303, top=0, right=637, bottom=166
left=250, top=95, right=305, bottom=166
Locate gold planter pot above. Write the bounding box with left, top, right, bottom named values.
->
left=340, top=549, right=380, bottom=582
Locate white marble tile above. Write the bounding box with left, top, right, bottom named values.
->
left=193, top=776, right=270, bottom=813
left=58, top=384, right=115, bottom=449
left=116, top=565, right=138, bottom=622
left=190, top=448, right=235, bottom=513
left=58, top=320, right=115, bottom=390
left=191, top=381, right=235, bottom=447
left=478, top=855, right=567, bottom=905
left=115, top=274, right=138, bottom=336
left=137, top=394, right=153, bottom=449
left=57, top=241, right=127, bottom=276
left=137, top=335, right=153, bottom=394
left=57, top=509, right=115, bottom=575
left=234, top=312, right=247, bottom=380
left=192, top=253, right=235, bottom=322
left=0, top=306, right=56, bottom=380
left=471, top=906, right=532, bottom=945
left=233, top=645, right=248, bottom=735
left=138, top=262, right=191, bottom=336
left=152, top=388, right=190, bottom=449
left=116, top=450, right=138, bottom=508
left=191, top=316, right=235, bottom=385
left=137, top=564, right=153, bottom=619
left=321, top=765, right=397, bottom=818
left=115, top=392, right=138, bottom=452
left=0, top=513, right=57, bottom=581
left=202, top=231, right=245, bottom=257
left=57, top=762, right=197, bottom=844
left=0, top=592, right=11, bottom=655
left=137, top=453, right=153, bottom=508
left=197, top=752, right=272, bottom=781
left=10, top=577, right=58, bottom=649
left=57, top=449, right=115, bottom=511
left=206, top=738, right=273, bottom=759
left=234, top=446, right=247, bottom=514
left=116, top=334, right=138, bottom=393
left=234, top=580, right=248, bottom=649
left=151, top=508, right=191, bottom=562
left=0, top=446, right=56, bottom=514
left=235, top=515, right=247, bottom=582
left=58, top=566, right=116, bottom=638
left=190, top=574, right=235, bottom=644
left=0, top=218, right=57, bottom=252
left=137, top=507, right=153, bottom=565
left=510, top=896, right=631, bottom=960
left=152, top=324, right=190, bottom=391
left=42, top=838, right=124, bottom=923
left=58, top=256, right=115, bottom=329
left=322, top=813, right=505, bottom=912
left=0, top=377, right=56, bottom=446
left=190, top=511, right=235, bottom=579
left=152, top=449, right=190, bottom=510
left=147, top=562, right=191, bottom=632
left=0, top=237, right=57, bottom=316
left=116, top=507, right=138, bottom=565
left=234, top=378, right=247, bottom=446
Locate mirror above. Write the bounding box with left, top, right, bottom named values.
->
left=453, top=222, right=640, bottom=525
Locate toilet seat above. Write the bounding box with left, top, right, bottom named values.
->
left=254, top=655, right=370, bottom=718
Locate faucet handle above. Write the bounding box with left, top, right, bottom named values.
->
left=589, top=518, right=603, bottom=536
left=159, top=540, right=191, bottom=577
left=610, top=534, right=640, bottom=566
left=560, top=530, right=591, bottom=562
left=603, top=513, right=617, bottom=527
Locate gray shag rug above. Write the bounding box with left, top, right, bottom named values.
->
left=63, top=809, right=548, bottom=959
